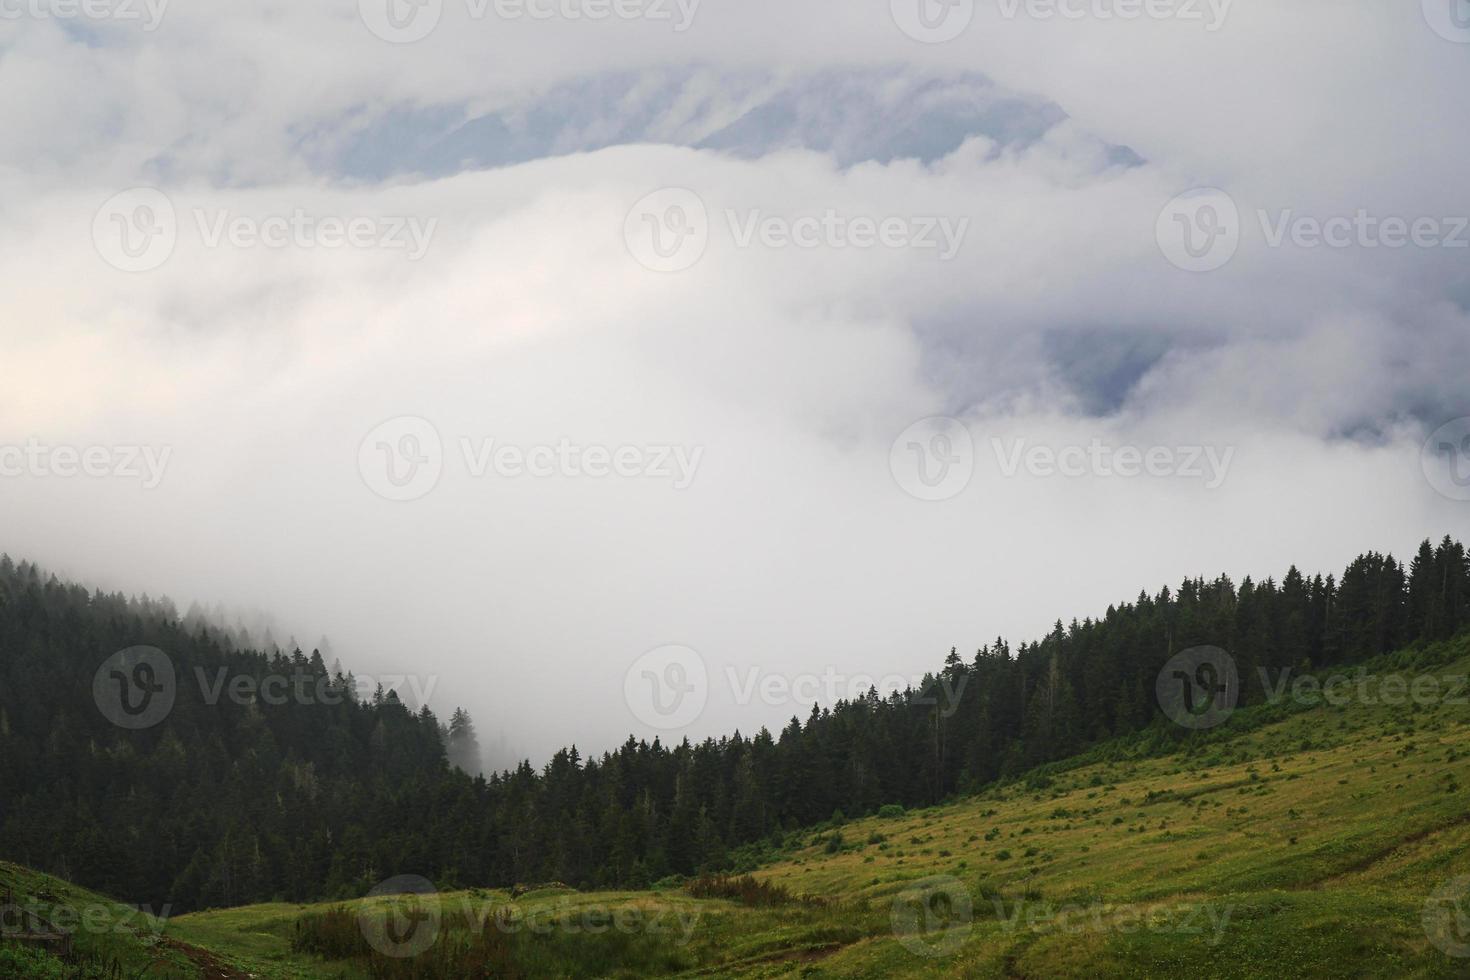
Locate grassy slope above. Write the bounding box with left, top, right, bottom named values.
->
left=17, top=636, right=1470, bottom=978
left=746, top=638, right=1470, bottom=978
left=0, top=859, right=194, bottom=978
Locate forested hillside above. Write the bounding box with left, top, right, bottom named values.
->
left=1, top=539, right=1466, bottom=912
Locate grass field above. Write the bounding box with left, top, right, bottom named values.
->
left=8, top=637, right=1470, bottom=977
left=744, top=641, right=1470, bottom=977
left=0, top=859, right=192, bottom=978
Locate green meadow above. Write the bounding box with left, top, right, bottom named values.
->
left=8, top=637, right=1470, bottom=978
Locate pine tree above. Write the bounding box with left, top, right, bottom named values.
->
left=446, top=707, right=482, bottom=775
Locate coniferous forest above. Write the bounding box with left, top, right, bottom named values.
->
left=1, top=538, right=1467, bottom=913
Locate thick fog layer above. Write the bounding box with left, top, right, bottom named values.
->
left=2, top=0, right=1467, bottom=767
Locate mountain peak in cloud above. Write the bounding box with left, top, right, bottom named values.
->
left=322, top=67, right=1139, bottom=179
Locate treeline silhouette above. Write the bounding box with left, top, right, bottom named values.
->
left=0, top=538, right=1466, bottom=910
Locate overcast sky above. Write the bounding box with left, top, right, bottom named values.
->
left=3, top=0, right=1469, bottom=766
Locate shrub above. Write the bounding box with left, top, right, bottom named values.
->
left=877, top=804, right=906, bottom=819
left=293, top=904, right=519, bottom=979
left=292, top=905, right=363, bottom=960
left=686, top=874, right=823, bottom=908
left=0, top=946, right=67, bottom=980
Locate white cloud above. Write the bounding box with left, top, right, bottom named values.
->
left=1, top=0, right=1467, bottom=762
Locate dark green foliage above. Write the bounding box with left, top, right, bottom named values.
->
left=291, top=905, right=366, bottom=960
left=1, top=538, right=1467, bottom=913
left=294, top=905, right=520, bottom=978
left=685, top=873, right=816, bottom=907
